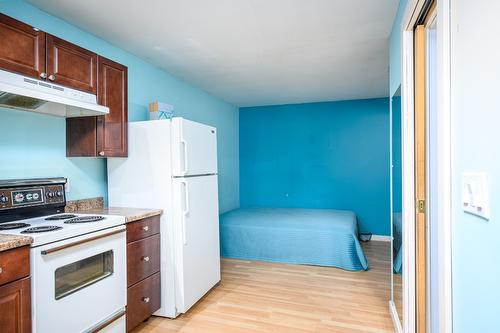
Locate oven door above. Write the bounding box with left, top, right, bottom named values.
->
left=31, top=225, right=126, bottom=333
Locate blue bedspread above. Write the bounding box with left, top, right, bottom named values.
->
left=220, top=208, right=369, bottom=271
left=393, top=212, right=403, bottom=274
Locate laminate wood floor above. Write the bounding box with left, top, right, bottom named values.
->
left=132, top=241, right=394, bottom=333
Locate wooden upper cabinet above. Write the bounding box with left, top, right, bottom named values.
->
left=0, top=13, right=128, bottom=158
left=0, top=13, right=97, bottom=94
left=46, top=35, right=97, bottom=94
left=96, top=56, right=128, bottom=157
left=66, top=117, right=98, bottom=157
left=0, top=13, right=45, bottom=79
left=67, top=56, right=128, bottom=157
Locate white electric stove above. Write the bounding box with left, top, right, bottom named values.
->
left=0, top=212, right=125, bottom=247
left=0, top=178, right=127, bottom=333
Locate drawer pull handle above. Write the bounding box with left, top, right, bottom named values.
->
left=142, top=225, right=149, bottom=231
left=0, top=267, right=3, bottom=274
left=142, top=297, right=150, bottom=303
left=141, top=256, right=150, bottom=262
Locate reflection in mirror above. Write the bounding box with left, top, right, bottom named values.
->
left=391, top=85, right=403, bottom=326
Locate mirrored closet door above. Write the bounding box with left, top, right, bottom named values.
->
left=391, top=85, right=403, bottom=327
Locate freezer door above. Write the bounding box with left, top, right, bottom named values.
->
left=171, top=117, right=218, bottom=176
left=172, top=175, right=220, bottom=313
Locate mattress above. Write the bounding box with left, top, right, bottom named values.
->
left=220, top=208, right=369, bottom=271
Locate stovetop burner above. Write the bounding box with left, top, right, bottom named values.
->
left=0, top=223, right=31, bottom=230
left=21, top=225, right=63, bottom=234
left=64, top=216, right=105, bottom=224
left=45, top=214, right=77, bottom=221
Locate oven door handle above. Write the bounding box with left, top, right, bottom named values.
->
left=41, top=228, right=125, bottom=255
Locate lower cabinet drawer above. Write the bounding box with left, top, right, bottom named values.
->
left=0, top=246, right=29, bottom=286
left=127, top=234, right=160, bottom=287
left=126, top=215, right=160, bottom=243
left=126, top=272, right=160, bottom=332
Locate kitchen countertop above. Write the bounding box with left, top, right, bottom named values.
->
left=77, top=207, right=163, bottom=223
left=0, top=234, right=33, bottom=252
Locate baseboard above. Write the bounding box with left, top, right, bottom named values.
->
left=389, top=300, right=403, bottom=333
left=371, top=235, right=392, bottom=242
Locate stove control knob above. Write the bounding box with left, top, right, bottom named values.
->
left=56, top=191, right=63, bottom=197
left=32, top=193, right=40, bottom=200
left=47, top=191, right=54, bottom=198
left=14, top=193, right=24, bottom=203
left=0, top=195, right=8, bottom=203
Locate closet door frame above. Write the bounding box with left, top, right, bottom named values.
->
left=399, top=0, right=452, bottom=332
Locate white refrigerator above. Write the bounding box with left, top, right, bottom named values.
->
left=107, top=118, right=221, bottom=318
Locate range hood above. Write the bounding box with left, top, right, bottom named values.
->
left=0, top=69, right=109, bottom=117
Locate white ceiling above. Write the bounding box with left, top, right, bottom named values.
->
left=27, top=0, right=399, bottom=107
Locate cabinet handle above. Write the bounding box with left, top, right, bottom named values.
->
left=141, top=256, right=150, bottom=262
left=0, top=267, right=3, bottom=274
left=40, top=72, right=47, bottom=79
left=142, top=225, right=149, bottom=231
left=48, top=74, right=55, bottom=81
left=98, top=151, right=105, bottom=156
left=142, top=297, right=150, bottom=303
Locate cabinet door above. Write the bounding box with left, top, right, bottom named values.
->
left=0, top=277, right=31, bottom=333
left=46, top=34, right=97, bottom=94
left=96, top=56, right=128, bottom=157
left=0, top=13, right=45, bottom=79
left=66, top=117, right=98, bottom=157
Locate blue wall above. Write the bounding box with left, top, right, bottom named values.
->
left=240, top=99, right=390, bottom=236
left=391, top=95, right=402, bottom=213
left=0, top=0, right=239, bottom=212
left=451, top=1, right=500, bottom=332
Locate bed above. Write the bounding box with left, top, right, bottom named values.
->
left=220, top=208, right=369, bottom=271
left=393, top=212, right=403, bottom=274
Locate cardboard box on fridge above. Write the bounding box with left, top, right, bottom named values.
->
left=149, top=101, right=174, bottom=120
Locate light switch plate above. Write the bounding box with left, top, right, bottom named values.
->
left=462, top=172, right=490, bottom=220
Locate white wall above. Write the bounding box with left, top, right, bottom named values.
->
left=451, top=1, right=500, bottom=332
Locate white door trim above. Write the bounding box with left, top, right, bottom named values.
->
left=401, top=25, right=416, bottom=333
left=435, top=1, right=453, bottom=332
left=400, top=0, right=453, bottom=333
left=390, top=300, right=404, bottom=333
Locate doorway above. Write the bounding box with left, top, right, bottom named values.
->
left=394, top=0, right=452, bottom=332
left=414, top=2, right=437, bottom=332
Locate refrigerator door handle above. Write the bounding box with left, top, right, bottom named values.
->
left=180, top=122, right=189, bottom=175
left=181, top=180, right=190, bottom=245
left=181, top=139, right=189, bottom=175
